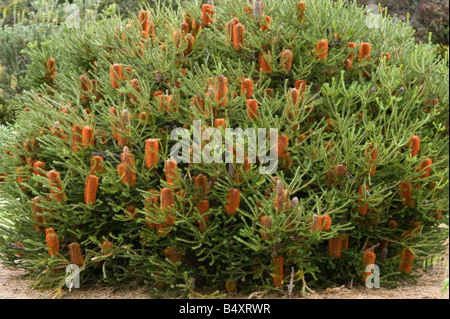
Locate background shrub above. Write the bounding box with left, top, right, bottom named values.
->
left=0, top=0, right=448, bottom=296
left=355, top=0, right=449, bottom=46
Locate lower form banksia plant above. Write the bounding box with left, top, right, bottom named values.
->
left=0, top=0, right=447, bottom=296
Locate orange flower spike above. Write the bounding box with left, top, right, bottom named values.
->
left=345, top=42, right=357, bottom=68
left=117, top=109, right=131, bottom=147
left=46, top=58, right=55, bottom=83
left=84, top=174, right=99, bottom=205
left=329, top=236, right=343, bottom=259
left=280, top=49, right=294, bottom=72
left=47, top=170, right=65, bottom=203
left=260, top=15, right=271, bottom=32
left=145, top=139, right=159, bottom=169
left=81, top=126, right=94, bottom=149
left=418, top=158, right=432, bottom=179
left=408, top=135, right=421, bottom=157
left=184, top=33, right=195, bottom=55
left=322, top=215, right=332, bottom=231
left=138, top=10, right=150, bottom=35
left=241, top=78, right=253, bottom=98
left=80, top=75, right=91, bottom=97
left=45, top=228, right=59, bottom=257
left=110, top=64, right=123, bottom=89
left=128, top=78, right=141, bottom=101
left=202, top=4, right=215, bottom=27
left=366, top=143, right=377, bottom=175
left=287, top=88, right=301, bottom=118
left=388, top=220, right=398, bottom=228
left=272, top=255, right=284, bottom=287
left=297, top=2, right=306, bottom=22
left=259, top=50, right=272, bottom=72
left=399, top=248, right=415, bottom=274
left=294, top=79, right=307, bottom=94
left=246, top=99, right=259, bottom=120
left=216, top=74, right=228, bottom=107
left=359, top=43, right=371, bottom=63
left=225, top=188, right=241, bottom=215
left=233, top=23, right=245, bottom=51
left=161, top=187, right=175, bottom=225
left=194, top=174, right=209, bottom=197
left=259, top=214, right=272, bottom=241
left=33, top=161, right=46, bottom=177
left=197, top=200, right=210, bottom=232
left=381, top=52, right=391, bottom=61
left=399, top=182, right=414, bottom=207
left=31, top=196, right=44, bottom=232
left=90, top=155, right=106, bottom=174
left=357, top=185, right=370, bottom=216
left=215, top=118, right=226, bottom=130
left=68, top=242, right=84, bottom=266
left=118, top=146, right=136, bottom=187
left=165, top=159, right=178, bottom=186
left=71, top=125, right=82, bottom=152
left=316, top=39, right=328, bottom=60
left=362, top=249, right=376, bottom=281
left=277, top=134, right=289, bottom=158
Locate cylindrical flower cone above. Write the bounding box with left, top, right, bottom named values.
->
left=110, top=64, right=123, bottom=89
left=316, top=39, right=328, bottom=60
left=202, top=4, right=215, bottom=27
left=357, top=185, right=370, bottom=216
left=259, top=214, right=272, bottom=240
left=280, top=49, right=293, bottom=72
left=399, top=248, right=414, bottom=274
left=297, top=2, right=306, bottom=22
left=241, top=78, right=253, bottom=98
left=81, top=126, right=94, bottom=149
left=216, top=74, right=228, bottom=107
left=47, top=170, right=66, bottom=203
left=165, top=159, right=178, bottom=185
left=118, top=146, right=136, bottom=187
left=246, top=99, right=259, bottom=120
left=272, top=255, right=284, bottom=287
left=161, top=187, right=175, bottom=225
left=145, top=139, right=159, bottom=169
left=408, top=135, right=421, bottom=157
left=418, top=158, right=432, bottom=179
left=84, top=174, right=99, bottom=205
left=90, top=155, right=106, bottom=175
left=45, top=228, right=59, bottom=257
left=196, top=200, right=210, bottom=232
left=68, top=242, right=84, bottom=266
left=329, top=236, right=343, bottom=259
left=362, top=249, right=376, bottom=282
left=31, top=196, right=44, bottom=232
left=225, top=188, right=241, bottom=215
left=233, top=23, right=245, bottom=51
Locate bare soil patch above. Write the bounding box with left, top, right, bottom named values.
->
left=1, top=249, right=447, bottom=299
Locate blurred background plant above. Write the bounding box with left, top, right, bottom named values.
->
left=0, top=0, right=154, bottom=124
left=355, top=0, right=449, bottom=46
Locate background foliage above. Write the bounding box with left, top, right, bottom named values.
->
left=0, top=0, right=448, bottom=297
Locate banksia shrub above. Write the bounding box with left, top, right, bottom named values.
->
left=0, top=0, right=447, bottom=295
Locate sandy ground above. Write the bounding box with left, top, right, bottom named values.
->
left=0, top=250, right=448, bottom=299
